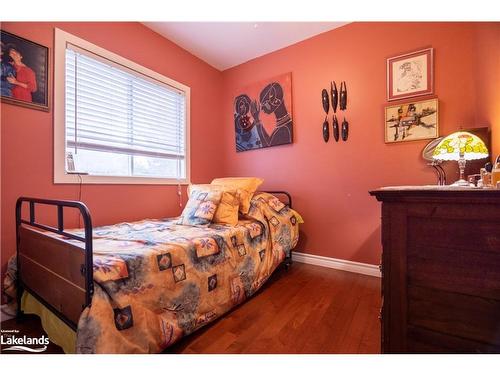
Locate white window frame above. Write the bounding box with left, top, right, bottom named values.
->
left=54, top=28, right=191, bottom=185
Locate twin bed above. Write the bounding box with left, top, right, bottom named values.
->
left=10, top=191, right=301, bottom=353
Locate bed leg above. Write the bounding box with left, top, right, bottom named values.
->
left=284, top=253, right=293, bottom=271
left=16, top=283, right=25, bottom=322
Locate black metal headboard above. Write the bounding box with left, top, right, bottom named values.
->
left=262, top=191, right=292, bottom=208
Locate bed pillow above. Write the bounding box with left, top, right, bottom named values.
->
left=210, top=177, right=264, bottom=214
left=177, top=188, right=222, bottom=226
left=187, top=184, right=239, bottom=226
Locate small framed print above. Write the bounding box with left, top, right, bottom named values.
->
left=385, top=98, right=438, bottom=143
left=387, top=48, right=433, bottom=101
left=1, top=30, right=49, bottom=111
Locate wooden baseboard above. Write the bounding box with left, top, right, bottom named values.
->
left=292, top=252, right=381, bottom=277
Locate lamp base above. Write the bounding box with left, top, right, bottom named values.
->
left=451, top=179, right=472, bottom=187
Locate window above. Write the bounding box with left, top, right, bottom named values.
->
left=54, top=29, right=190, bottom=184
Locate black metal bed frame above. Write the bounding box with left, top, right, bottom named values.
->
left=15, top=191, right=293, bottom=332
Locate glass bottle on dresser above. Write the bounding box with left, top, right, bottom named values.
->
left=492, top=155, right=500, bottom=188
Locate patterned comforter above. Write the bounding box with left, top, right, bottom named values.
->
left=5, top=193, right=302, bottom=353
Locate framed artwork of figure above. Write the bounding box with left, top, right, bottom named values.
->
left=1, top=30, right=49, bottom=111
left=234, top=72, right=293, bottom=152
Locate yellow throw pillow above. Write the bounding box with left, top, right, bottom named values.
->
left=188, top=184, right=239, bottom=226
left=210, top=177, right=264, bottom=214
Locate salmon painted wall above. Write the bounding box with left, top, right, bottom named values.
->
left=474, top=23, right=500, bottom=158
left=1, top=21, right=498, bottom=284
left=221, top=22, right=496, bottom=265
left=1, top=22, right=224, bottom=278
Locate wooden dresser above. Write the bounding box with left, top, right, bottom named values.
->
left=370, top=187, right=500, bottom=353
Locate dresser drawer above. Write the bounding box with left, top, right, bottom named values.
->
left=408, top=285, right=500, bottom=346
left=408, top=244, right=500, bottom=300
left=408, top=216, right=500, bottom=254
left=407, top=326, right=500, bottom=353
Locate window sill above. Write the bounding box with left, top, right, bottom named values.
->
left=54, top=173, right=190, bottom=185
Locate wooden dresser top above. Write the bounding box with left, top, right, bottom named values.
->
left=370, top=186, right=500, bottom=204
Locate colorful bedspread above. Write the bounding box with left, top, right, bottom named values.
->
left=5, top=193, right=302, bottom=353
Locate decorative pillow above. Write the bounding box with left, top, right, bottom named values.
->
left=187, top=184, right=239, bottom=226
left=177, top=188, right=222, bottom=226
left=210, top=177, right=264, bottom=214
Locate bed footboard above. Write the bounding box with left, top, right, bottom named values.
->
left=16, top=197, right=93, bottom=330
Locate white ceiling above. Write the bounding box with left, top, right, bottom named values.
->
left=143, top=22, right=347, bottom=71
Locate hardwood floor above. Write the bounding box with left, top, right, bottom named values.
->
left=1, top=263, right=381, bottom=354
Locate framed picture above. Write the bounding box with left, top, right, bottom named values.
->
left=1, top=30, right=49, bottom=111
left=234, top=72, right=293, bottom=152
left=385, top=98, right=438, bottom=143
left=387, top=48, right=433, bottom=101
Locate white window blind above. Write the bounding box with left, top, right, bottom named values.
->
left=65, top=44, right=187, bottom=179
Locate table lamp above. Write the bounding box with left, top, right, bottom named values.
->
left=432, top=131, right=489, bottom=186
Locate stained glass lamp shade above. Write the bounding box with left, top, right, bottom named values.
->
left=432, top=131, right=489, bottom=186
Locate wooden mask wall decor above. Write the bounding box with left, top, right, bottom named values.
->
left=333, top=114, right=339, bottom=142
left=320, top=80, right=350, bottom=143
left=339, top=81, right=347, bottom=111
left=321, top=88, right=330, bottom=142
left=330, top=81, right=338, bottom=113
left=341, top=117, right=349, bottom=141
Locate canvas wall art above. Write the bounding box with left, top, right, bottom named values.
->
left=387, top=48, right=433, bottom=101
left=385, top=98, right=438, bottom=143
left=234, top=72, right=293, bottom=152
left=1, top=30, right=49, bottom=111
